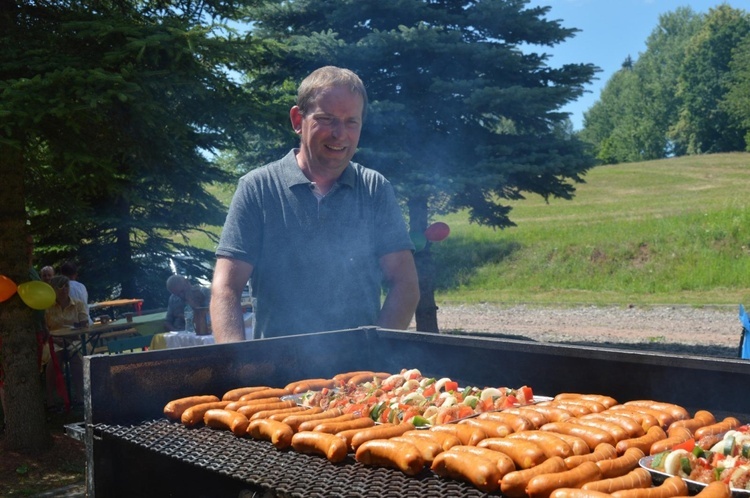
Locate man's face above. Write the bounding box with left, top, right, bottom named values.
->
left=291, top=85, right=364, bottom=177
left=41, top=267, right=54, bottom=283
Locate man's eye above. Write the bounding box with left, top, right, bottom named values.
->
left=317, top=116, right=333, bottom=124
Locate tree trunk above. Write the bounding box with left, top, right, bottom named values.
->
left=407, top=197, right=439, bottom=333
left=0, top=144, right=50, bottom=451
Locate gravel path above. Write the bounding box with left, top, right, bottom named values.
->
left=424, top=303, right=747, bottom=359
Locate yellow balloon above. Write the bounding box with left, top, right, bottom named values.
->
left=0, top=275, right=17, bottom=303
left=17, top=281, right=56, bottom=310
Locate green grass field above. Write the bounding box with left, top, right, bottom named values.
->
left=431, top=152, right=750, bottom=307
left=194, top=152, right=750, bottom=307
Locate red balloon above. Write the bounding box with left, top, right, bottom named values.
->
left=424, top=222, right=450, bottom=242
left=0, top=275, right=17, bottom=303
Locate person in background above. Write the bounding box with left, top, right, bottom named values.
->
left=45, top=275, right=87, bottom=408
left=60, top=261, right=92, bottom=324
left=164, top=275, right=211, bottom=331
left=40, top=265, right=55, bottom=284
left=211, top=66, right=419, bottom=343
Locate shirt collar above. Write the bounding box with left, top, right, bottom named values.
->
left=282, top=149, right=355, bottom=190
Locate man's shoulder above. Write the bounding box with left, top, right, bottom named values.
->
left=240, top=150, right=298, bottom=183
left=69, top=280, right=86, bottom=291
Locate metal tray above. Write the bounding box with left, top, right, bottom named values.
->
left=639, top=455, right=750, bottom=497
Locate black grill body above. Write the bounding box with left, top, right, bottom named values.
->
left=83, top=327, right=750, bottom=497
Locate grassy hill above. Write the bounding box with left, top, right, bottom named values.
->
left=195, top=152, right=750, bottom=307
left=432, top=152, right=750, bottom=307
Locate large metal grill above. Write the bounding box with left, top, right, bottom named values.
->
left=81, top=327, right=750, bottom=497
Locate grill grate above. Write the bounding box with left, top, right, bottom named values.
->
left=95, top=419, right=492, bottom=497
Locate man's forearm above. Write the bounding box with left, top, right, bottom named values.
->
left=376, top=283, right=420, bottom=330
left=210, top=288, right=245, bottom=343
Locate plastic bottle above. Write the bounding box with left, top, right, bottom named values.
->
left=184, top=305, right=194, bottom=333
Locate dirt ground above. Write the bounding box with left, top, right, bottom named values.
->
left=426, top=303, right=745, bottom=358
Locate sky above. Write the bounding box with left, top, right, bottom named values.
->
left=525, top=0, right=747, bottom=130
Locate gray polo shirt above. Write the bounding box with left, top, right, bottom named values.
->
left=216, top=150, right=413, bottom=338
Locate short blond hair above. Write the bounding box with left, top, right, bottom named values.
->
left=297, top=66, right=368, bottom=120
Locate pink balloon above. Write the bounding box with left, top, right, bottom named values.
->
left=424, top=222, right=450, bottom=242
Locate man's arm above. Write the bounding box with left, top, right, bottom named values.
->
left=376, top=250, right=420, bottom=330
left=164, top=295, right=181, bottom=331
left=211, top=256, right=253, bottom=343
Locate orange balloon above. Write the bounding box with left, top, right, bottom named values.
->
left=0, top=275, right=18, bottom=303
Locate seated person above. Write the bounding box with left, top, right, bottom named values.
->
left=45, top=275, right=88, bottom=408
left=164, top=275, right=211, bottom=331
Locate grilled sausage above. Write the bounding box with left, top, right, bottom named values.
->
left=667, top=410, right=716, bottom=434
left=181, top=401, right=231, bottom=427
left=390, top=436, right=443, bottom=464
left=459, top=417, right=514, bottom=437
left=551, top=489, right=621, bottom=498
left=431, top=450, right=501, bottom=493
left=355, top=439, right=425, bottom=475
left=508, top=430, right=575, bottom=459
left=284, top=378, right=336, bottom=394
left=500, top=456, right=567, bottom=498
left=237, top=400, right=296, bottom=419
left=337, top=423, right=396, bottom=452
left=596, top=447, right=645, bottom=479
left=164, top=395, right=220, bottom=420
left=650, top=427, right=693, bottom=455
left=581, top=467, right=652, bottom=493
left=247, top=419, right=294, bottom=449
left=351, top=423, right=416, bottom=451
left=221, top=386, right=271, bottom=401
left=478, top=411, right=535, bottom=432
left=430, top=423, right=487, bottom=446
left=225, top=397, right=283, bottom=411
left=608, top=407, right=662, bottom=431
left=402, top=429, right=461, bottom=452
left=623, top=401, right=690, bottom=422
left=313, top=416, right=375, bottom=434
left=615, top=426, right=667, bottom=455
left=503, top=407, right=550, bottom=429
left=582, top=413, right=645, bottom=439
left=297, top=413, right=355, bottom=432
left=610, top=475, right=688, bottom=498
left=250, top=405, right=308, bottom=421
left=569, top=417, right=630, bottom=443
left=291, top=431, right=348, bottom=462
left=553, top=394, right=619, bottom=409
left=694, top=417, right=742, bottom=439
left=448, top=445, right=516, bottom=476
left=541, top=421, right=617, bottom=451
left=282, top=408, right=343, bottom=432
left=564, top=443, right=618, bottom=470
left=203, top=409, right=249, bottom=436
left=526, top=461, right=603, bottom=498
left=693, top=481, right=732, bottom=498
left=478, top=437, right=547, bottom=469
left=238, top=388, right=292, bottom=402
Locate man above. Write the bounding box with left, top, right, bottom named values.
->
left=60, top=261, right=91, bottom=324
left=40, top=265, right=55, bottom=284
left=164, top=275, right=211, bottom=331
left=211, top=66, right=419, bottom=342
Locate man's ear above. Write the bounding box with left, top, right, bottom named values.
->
left=290, top=106, right=303, bottom=134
